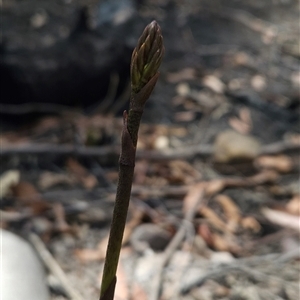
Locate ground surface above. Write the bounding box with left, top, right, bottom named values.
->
left=1, top=1, right=299, bottom=300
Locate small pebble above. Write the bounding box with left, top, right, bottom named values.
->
left=213, top=130, right=261, bottom=163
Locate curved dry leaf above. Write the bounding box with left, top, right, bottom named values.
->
left=204, top=180, right=226, bottom=197
left=174, top=111, right=196, bottom=122
left=250, top=170, right=279, bottom=184
left=75, top=210, right=143, bottom=263
left=183, top=183, right=204, bottom=216
left=262, top=207, right=300, bottom=231
left=11, top=181, right=39, bottom=198
left=229, top=117, right=251, bottom=134
left=286, top=195, right=300, bottom=215
left=229, top=107, right=252, bottom=134
left=74, top=236, right=108, bottom=263
left=74, top=248, right=105, bottom=263
left=66, top=158, right=98, bottom=190
left=0, top=170, right=20, bottom=198
left=52, top=202, right=72, bottom=234
left=169, top=160, right=202, bottom=185
left=38, top=171, right=75, bottom=190
left=241, top=216, right=261, bottom=233
left=211, top=232, right=231, bottom=252
left=198, top=224, right=238, bottom=253
left=167, top=68, right=196, bottom=83
left=202, top=75, right=225, bottom=94
left=254, top=155, right=293, bottom=173
left=10, top=181, right=50, bottom=214
left=215, top=195, right=241, bottom=232
left=199, top=206, right=228, bottom=233
left=198, top=224, right=214, bottom=248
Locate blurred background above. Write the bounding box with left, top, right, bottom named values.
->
left=1, top=0, right=299, bottom=299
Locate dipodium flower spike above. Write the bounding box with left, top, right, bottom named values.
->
left=100, top=21, right=164, bottom=300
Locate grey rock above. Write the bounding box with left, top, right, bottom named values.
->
left=0, top=229, right=50, bottom=300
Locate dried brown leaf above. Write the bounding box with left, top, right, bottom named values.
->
left=74, top=235, right=109, bottom=263
left=250, top=170, right=279, bottom=184
left=198, top=224, right=237, bottom=252
left=262, top=207, right=300, bottom=231
left=286, top=195, right=300, bottom=215
left=31, top=116, right=61, bottom=135
left=241, top=216, right=261, bottom=233
left=287, top=133, right=300, bottom=145
left=233, top=52, right=251, bottom=66
left=66, top=158, right=98, bottom=189
left=38, top=171, right=75, bottom=190
left=202, top=75, right=225, bottom=94
left=198, top=224, right=214, bottom=248
left=166, top=68, right=196, bottom=83
left=254, top=155, right=293, bottom=173
left=210, top=232, right=232, bottom=252
left=229, top=117, right=251, bottom=134
left=10, top=181, right=39, bottom=199
left=183, top=183, right=204, bottom=216
left=174, top=111, right=196, bottom=122
left=10, top=181, right=50, bottom=214
left=52, top=202, right=72, bottom=234
left=229, top=108, right=252, bottom=134
left=215, top=195, right=241, bottom=232
left=204, top=180, right=226, bottom=197
left=0, top=170, right=20, bottom=198
left=75, top=210, right=143, bottom=263
left=134, top=160, right=149, bottom=185
left=199, top=206, right=228, bottom=233
left=168, top=160, right=201, bottom=185
left=74, top=248, right=105, bottom=262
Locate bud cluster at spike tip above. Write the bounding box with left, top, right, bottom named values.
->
left=130, top=20, right=164, bottom=94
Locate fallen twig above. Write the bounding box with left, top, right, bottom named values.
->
left=0, top=143, right=120, bottom=157
left=29, top=232, right=84, bottom=300
left=1, top=140, right=299, bottom=160
left=149, top=183, right=205, bottom=300
left=5, top=170, right=280, bottom=215
left=180, top=250, right=299, bottom=294
left=0, top=210, right=32, bottom=222
left=0, top=103, right=78, bottom=115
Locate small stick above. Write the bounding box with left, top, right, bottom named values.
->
left=180, top=250, right=299, bottom=294
left=1, top=141, right=299, bottom=159
left=28, top=232, right=84, bottom=300
left=149, top=183, right=205, bottom=300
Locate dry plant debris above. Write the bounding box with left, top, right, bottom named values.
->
left=1, top=1, right=299, bottom=299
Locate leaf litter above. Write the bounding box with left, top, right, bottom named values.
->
left=1, top=1, right=300, bottom=299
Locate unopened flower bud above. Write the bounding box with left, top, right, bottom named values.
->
left=130, top=21, right=164, bottom=94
